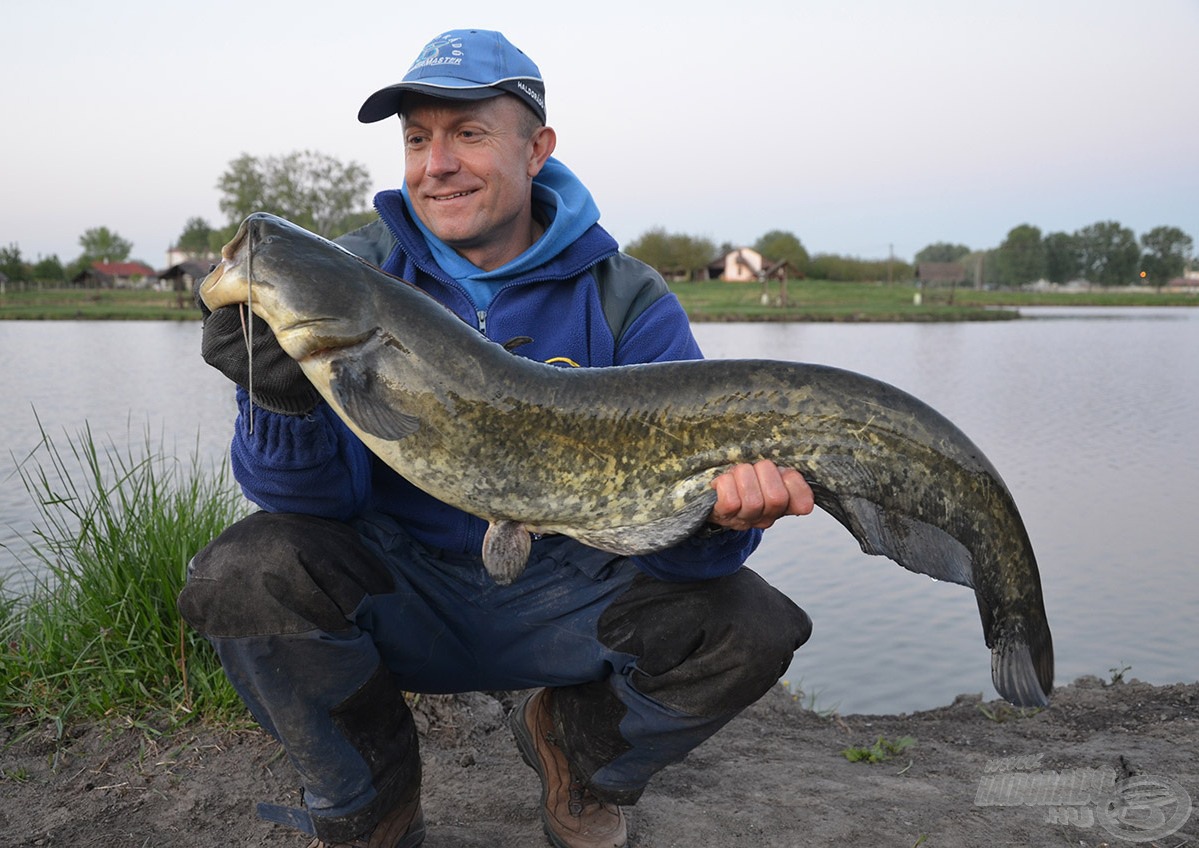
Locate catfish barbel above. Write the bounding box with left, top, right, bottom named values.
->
left=199, top=212, right=1054, bottom=708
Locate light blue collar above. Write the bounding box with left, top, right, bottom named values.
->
left=401, top=157, right=600, bottom=308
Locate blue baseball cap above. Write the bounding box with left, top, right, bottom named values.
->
left=358, top=29, right=546, bottom=124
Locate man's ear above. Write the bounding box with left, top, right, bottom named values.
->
left=528, top=125, right=557, bottom=177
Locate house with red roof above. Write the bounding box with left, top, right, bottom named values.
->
left=71, top=260, right=159, bottom=289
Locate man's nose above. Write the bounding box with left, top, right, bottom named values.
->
left=425, top=137, right=459, bottom=176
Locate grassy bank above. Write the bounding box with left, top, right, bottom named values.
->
left=0, top=423, right=247, bottom=731
left=0, top=287, right=195, bottom=320
left=1, top=282, right=1194, bottom=322
left=667, top=279, right=1198, bottom=322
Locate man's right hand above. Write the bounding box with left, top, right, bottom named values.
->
left=199, top=300, right=322, bottom=416
left=707, top=460, right=815, bottom=531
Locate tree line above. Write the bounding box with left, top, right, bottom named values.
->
left=0, top=150, right=373, bottom=286
left=916, top=223, right=1193, bottom=289
left=2, top=150, right=1192, bottom=290
left=627, top=222, right=1193, bottom=288
left=1, top=226, right=144, bottom=285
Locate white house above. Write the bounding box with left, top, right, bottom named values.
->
left=714, top=248, right=764, bottom=282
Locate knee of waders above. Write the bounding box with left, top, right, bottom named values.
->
left=720, top=568, right=813, bottom=672
left=706, top=569, right=812, bottom=692
left=599, top=568, right=812, bottom=714
left=177, top=512, right=395, bottom=639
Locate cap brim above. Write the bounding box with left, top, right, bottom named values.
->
left=357, top=81, right=502, bottom=123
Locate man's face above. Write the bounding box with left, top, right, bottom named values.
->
left=402, top=95, right=555, bottom=271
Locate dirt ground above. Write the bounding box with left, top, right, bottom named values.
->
left=2, top=676, right=1196, bottom=848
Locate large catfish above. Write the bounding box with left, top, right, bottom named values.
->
left=199, top=213, right=1054, bottom=708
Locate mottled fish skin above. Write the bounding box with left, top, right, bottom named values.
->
left=200, top=213, right=1054, bottom=708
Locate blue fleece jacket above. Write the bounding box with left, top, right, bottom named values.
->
left=227, top=162, right=761, bottom=581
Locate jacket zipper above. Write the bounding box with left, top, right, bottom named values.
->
left=472, top=254, right=610, bottom=338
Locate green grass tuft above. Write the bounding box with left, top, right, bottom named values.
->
left=1, top=417, right=248, bottom=730
left=841, top=735, right=915, bottom=764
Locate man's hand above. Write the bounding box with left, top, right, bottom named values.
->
left=200, top=304, right=322, bottom=416
left=708, top=460, right=814, bottom=531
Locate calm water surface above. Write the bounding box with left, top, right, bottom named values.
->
left=2, top=309, right=1196, bottom=713
left=0, top=322, right=233, bottom=587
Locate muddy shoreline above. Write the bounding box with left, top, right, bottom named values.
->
left=2, top=676, right=1196, bottom=847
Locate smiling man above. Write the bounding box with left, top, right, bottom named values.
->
left=400, top=93, right=552, bottom=270
left=183, top=28, right=814, bottom=848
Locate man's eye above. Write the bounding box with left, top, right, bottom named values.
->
left=405, top=135, right=426, bottom=146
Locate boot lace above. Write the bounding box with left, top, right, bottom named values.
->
left=568, top=773, right=604, bottom=818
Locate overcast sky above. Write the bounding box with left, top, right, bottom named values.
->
left=5, top=0, right=1196, bottom=266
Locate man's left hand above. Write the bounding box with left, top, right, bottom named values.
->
left=708, top=460, right=815, bottom=531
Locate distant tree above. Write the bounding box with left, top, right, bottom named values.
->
left=1043, top=231, right=1082, bottom=283
left=31, top=255, right=66, bottom=283
left=216, top=150, right=372, bottom=237
left=624, top=227, right=716, bottom=280
left=65, top=255, right=93, bottom=281
left=176, top=217, right=216, bottom=256
left=1139, top=225, right=1193, bottom=289
left=78, top=226, right=133, bottom=264
left=1076, top=220, right=1139, bottom=286
left=959, top=251, right=998, bottom=288
left=1, top=243, right=28, bottom=282
left=207, top=222, right=239, bottom=256
left=914, top=242, right=971, bottom=264
left=217, top=153, right=270, bottom=223
left=993, top=224, right=1046, bottom=286
left=753, top=230, right=809, bottom=276
left=624, top=227, right=673, bottom=270
left=682, top=235, right=718, bottom=276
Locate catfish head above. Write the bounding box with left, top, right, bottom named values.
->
left=198, top=212, right=382, bottom=363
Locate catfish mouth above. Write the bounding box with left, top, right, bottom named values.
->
left=196, top=260, right=231, bottom=310
left=197, top=253, right=258, bottom=312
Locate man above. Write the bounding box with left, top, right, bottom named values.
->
left=181, top=29, right=814, bottom=848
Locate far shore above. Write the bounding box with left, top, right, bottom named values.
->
left=0, top=281, right=1195, bottom=322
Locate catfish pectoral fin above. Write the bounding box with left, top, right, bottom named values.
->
left=330, top=361, right=421, bottom=441
left=482, top=520, right=533, bottom=585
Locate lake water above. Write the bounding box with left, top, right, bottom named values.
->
left=2, top=309, right=1196, bottom=714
